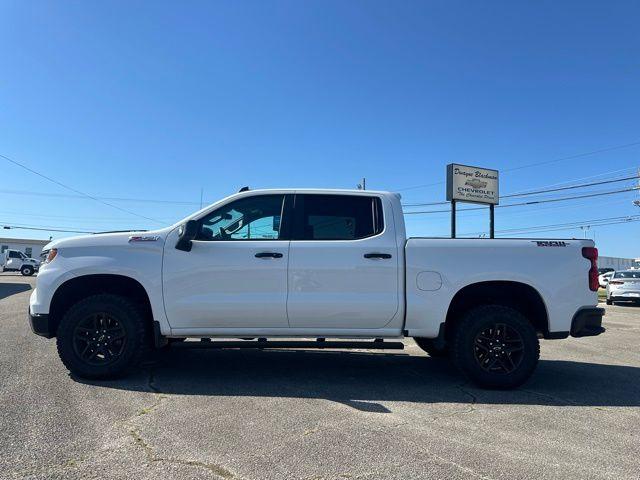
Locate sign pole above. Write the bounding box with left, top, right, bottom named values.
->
left=451, top=200, right=456, bottom=238
left=489, top=204, right=495, bottom=238
left=446, top=163, right=499, bottom=239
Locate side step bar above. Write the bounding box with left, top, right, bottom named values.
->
left=170, top=338, right=405, bottom=350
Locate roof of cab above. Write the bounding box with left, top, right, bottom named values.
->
left=234, top=188, right=395, bottom=195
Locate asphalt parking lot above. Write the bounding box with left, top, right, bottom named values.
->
left=2, top=273, right=639, bottom=480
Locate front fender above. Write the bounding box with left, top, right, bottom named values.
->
left=31, top=243, right=170, bottom=334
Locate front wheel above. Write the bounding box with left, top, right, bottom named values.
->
left=21, top=265, right=34, bottom=276
left=56, top=294, right=149, bottom=379
left=452, top=305, right=539, bottom=389
left=606, top=298, right=613, bottom=305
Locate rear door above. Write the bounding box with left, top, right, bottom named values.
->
left=287, top=193, right=400, bottom=329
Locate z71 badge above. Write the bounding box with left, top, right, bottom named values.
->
left=534, top=241, right=569, bottom=247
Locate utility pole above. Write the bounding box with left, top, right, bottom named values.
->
left=200, top=188, right=204, bottom=209
left=357, top=178, right=366, bottom=190
left=635, top=168, right=640, bottom=207
left=580, top=225, right=590, bottom=239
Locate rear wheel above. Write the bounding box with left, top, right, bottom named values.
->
left=413, top=337, right=448, bottom=357
left=21, top=265, right=34, bottom=276
left=606, top=298, right=613, bottom=305
left=452, top=305, right=539, bottom=389
left=56, top=294, right=149, bottom=379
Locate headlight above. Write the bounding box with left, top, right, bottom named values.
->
left=43, top=248, right=58, bottom=265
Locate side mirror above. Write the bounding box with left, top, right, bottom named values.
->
left=175, top=220, right=198, bottom=252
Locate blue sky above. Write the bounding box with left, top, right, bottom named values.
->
left=1, top=1, right=639, bottom=257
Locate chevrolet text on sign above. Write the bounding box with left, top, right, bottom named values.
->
left=446, top=163, right=499, bottom=205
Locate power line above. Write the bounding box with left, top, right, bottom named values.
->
left=486, top=218, right=640, bottom=236
left=498, top=166, right=639, bottom=196
left=403, top=186, right=639, bottom=214
left=0, top=153, right=165, bottom=224
left=504, top=141, right=640, bottom=173
left=457, top=215, right=640, bottom=237
left=1, top=222, right=96, bottom=234
left=396, top=140, right=640, bottom=191
left=402, top=174, right=638, bottom=207
left=0, top=188, right=202, bottom=206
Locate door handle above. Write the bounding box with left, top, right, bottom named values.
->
left=364, top=253, right=392, bottom=259
left=255, top=252, right=283, bottom=259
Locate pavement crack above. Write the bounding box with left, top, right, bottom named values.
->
left=520, top=388, right=576, bottom=406
left=432, top=383, right=478, bottom=419
left=123, top=367, right=238, bottom=479
left=128, top=425, right=236, bottom=478
left=423, top=450, right=497, bottom=480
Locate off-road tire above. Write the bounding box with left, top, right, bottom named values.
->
left=413, top=337, right=448, bottom=357
left=452, top=305, right=539, bottom=389
left=56, top=294, right=149, bottom=379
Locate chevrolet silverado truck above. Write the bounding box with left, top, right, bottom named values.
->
left=28, top=189, right=604, bottom=388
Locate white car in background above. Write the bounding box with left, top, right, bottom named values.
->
left=606, top=270, right=640, bottom=305
left=599, top=271, right=614, bottom=288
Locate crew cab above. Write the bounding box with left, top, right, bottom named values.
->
left=28, top=189, right=604, bottom=388
left=1, top=249, right=39, bottom=276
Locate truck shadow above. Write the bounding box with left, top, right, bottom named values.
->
left=80, top=348, right=640, bottom=410
left=0, top=282, right=31, bottom=300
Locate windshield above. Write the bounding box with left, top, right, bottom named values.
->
left=613, top=271, right=640, bottom=279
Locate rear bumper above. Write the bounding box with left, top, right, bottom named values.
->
left=28, top=309, right=55, bottom=338
left=570, top=307, right=605, bottom=338
left=609, top=294, right=640, bottom=302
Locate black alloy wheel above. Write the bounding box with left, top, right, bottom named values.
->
left=72, top=312, right=128, bottom=366
left=473, top=323, right=524, bottom=374
left=56, top=294, right=149, bottom=379
left=452, top=305, right=539, bottom=389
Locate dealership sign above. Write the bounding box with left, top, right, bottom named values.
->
left=446, top=163, right=499, bottom=205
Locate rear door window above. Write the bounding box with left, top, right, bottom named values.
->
left=295, top=194, right=383, bottom=240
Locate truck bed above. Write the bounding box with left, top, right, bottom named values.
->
left=403, top=237, right=597, bottom=337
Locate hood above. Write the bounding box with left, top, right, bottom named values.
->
left=45, top=227, right=173, bottom=250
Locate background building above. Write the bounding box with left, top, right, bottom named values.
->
left=0, top=237, right=50, bottom=259
left=599, top=255, right=639, bottom=270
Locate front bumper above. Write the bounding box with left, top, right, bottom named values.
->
left=28, top=309, right=55, bottom=338
left=570, top=307, right=605, bottom=338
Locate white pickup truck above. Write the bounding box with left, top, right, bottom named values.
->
left=29, top=189, right=604, bottom=388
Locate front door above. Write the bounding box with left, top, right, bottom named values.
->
left=287, top=194, right=400, bottom=329
left=162, top=194, right=291, bottom=330
left=6, top=251, right=23, bottom=270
